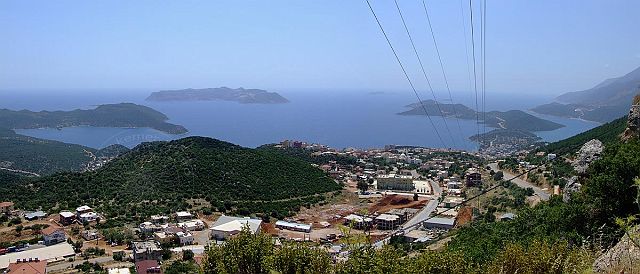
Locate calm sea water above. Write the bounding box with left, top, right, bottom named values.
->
left=2, top=89, right=600, bottom=150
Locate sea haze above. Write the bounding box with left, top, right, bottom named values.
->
left=3, top=90, right=599, bottom=150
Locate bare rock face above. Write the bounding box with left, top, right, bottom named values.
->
left=562, top=176, right=581, bottom=202
left=622, top=95, right=640, bottom=141
left=572, top=139, right=604, bottom=174
left=593, top=227, right=640, bottom=272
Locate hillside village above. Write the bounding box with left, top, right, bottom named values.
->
left=0, top=136, right=555, bottom=273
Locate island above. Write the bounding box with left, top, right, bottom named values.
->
left=0, top=103, right=188, bottom=134
left=146, top=87, right=290, bottom=104
left=398, top=100, right=564, bottom=132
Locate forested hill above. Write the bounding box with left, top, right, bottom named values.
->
left=537, top=115, right=628, bottom=155
left=0, top=103, right=188, bottom=134
left=0, top=129, right=128, bottom=175
left=0, top=137, right=341, bottom=219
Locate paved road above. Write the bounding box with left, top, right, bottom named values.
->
left=402, top=179, right=442, bottom=229
left=374, top=179, right=443, bottom=249
left=489, top=163, right=550, bottom=201
left=47, top=256, right=113, bottom=272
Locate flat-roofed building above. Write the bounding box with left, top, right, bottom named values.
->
left=423, top=217, right=455, bottom=230
left=76, top=205, right=92, bottom=216
left=275, top=221, right=312, bottom=233
left=343, top=214, right=373, bottom=230
left=376, top=174, right=414, bottom=191
left=175, top=211, right=193, bottom=221
left=0, top=243, right=74, bottom=269
left=59, top=211, right=75, bottom=226
left=375, top=214, right=401, bottom=230
left=132, top=241, right=162, bottom=262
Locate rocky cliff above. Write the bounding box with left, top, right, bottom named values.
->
left=621, top=95, right=640, bottom=141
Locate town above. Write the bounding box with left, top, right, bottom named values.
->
left=0, top=138, right=557, bottom=274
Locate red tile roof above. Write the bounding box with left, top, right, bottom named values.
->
left=0, top=201, right=14, bottom=207
left=136, top=260, right=163, bottom=274
left=7, top=260, right=47, bottom=274
left=41, top=226, right=63, bottom=236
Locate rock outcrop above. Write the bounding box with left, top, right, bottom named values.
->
left=562, top=176, right=581, bottom=202
left=621, top=95, right=640, bottom=141
left=571, top=139, right=604, bottom=174
left=593, top=227, right=640, bottom=272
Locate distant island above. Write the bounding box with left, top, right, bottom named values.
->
left=0, top=103, right=188, bottom=134
left=146, top=87, right=290, bottom=104
left=531, top=65, right=640, bottom=123
left=398, top=100, right=564, bottom=132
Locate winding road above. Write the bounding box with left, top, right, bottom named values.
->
left=488, top=163, right=550, bottom=201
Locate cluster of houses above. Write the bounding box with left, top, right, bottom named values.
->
left=58, top=205, right=100, bottom=226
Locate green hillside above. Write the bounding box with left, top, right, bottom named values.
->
left=0, top=137, right=341, bottom=219
left=537, top=115, right=627, bottom=155
left=0, top=129, right=129, bottom=175
left=0, top=128, right=94, bottom=175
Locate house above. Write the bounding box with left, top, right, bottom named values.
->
left=0, top=201, right=14, bottom=214
left=132, top=241, right=162, bottom=262
left=24, top=211, right=46, bottom=221
left=176, top=232, right=194, bottom=246
left=75, top=205, right=92, bottom=216
left=374, top=214, right=400, bottom=230
left=153, top=232, right=174, bottom=245
left=139, top=222, right=163, bottom=233
left=275, top=221, right=312, bottom=233
left=465, top=168, right=482, bottom=187
left=6, top=258, right=47, bottom=274
left=59, top=211, right=75, bottom=226
left=177, top=220, right=205, bottom=231
left=175, top=211, right=192, bottom=221
left=135, top=260, right=163, bottom=274
left=150, top=215, right=169, bottom=224
left=386, top=208, right=419, bottom=223
left=41, top=226, right=66, bottom=245
left=210, top=216, right=262, bottom=240
left=343, top=214, right=373, bottom=230
left=78, top=212, right=99, bottom=223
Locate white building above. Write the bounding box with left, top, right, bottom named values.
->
left=178, top=219, right=205, bottom=231
left=210, top=216, right=262, bottom=240
left=275, top=220, right=312, bottom=233
left=175, top=211, right=193, bottom=221
left=42, top=226, right=66, bottom=245
left=176, top=231, right=194, bottom=245
left=79, top=212, right=98, bottom=223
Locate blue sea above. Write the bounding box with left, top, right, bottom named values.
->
left=1, top=89, right=601, bottom=151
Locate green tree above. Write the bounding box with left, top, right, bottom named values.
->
left=356, top=180, right=369, bottom=194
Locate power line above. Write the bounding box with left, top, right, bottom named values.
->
left=482, top=0, right=487, bottom=139
left=421, top=0, right=468, bottom=151
left=469, top=0, right=481, bottom=151
left=365, top=0, right=447, bottom=148
left=393, top=0, right=456, bottom=148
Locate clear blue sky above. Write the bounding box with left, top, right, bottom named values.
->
left=1, top=0, right=639, bottom=97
